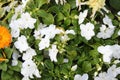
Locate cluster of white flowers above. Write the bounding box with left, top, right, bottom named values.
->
left=10, top=12, right=36, bottom=38
left=13, top=35, right=41, bottom=80
left=21, top=59, right=41, bottom=80
left=21, top=48, right=41, bottom=80
left=98, top=44, right=120, bottom=63
left=94, top=65, right=120, bottom=80
left=80, top=22, right=95, bottom=40
left=7, top=0, right=120, bottom=80
left=35, top=24, right=62, bottom=51
left=34, top=23, right=75, bottom=62
left=97, top=15, right=115, bottom=39
left=9, top=5, right=40, bottom=79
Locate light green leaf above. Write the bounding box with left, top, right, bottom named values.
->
left=0, top=62, right=7, bottom=71
left=82, top=61, right=92, bottom=72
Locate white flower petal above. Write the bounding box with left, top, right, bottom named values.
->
left=49, top=44, right=58, bottom=62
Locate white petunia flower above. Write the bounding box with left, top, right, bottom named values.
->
left=12, top=50, right=21, bottom=60
left=65, top=30, right=75, bottom=35
left=74, top=74, right=88, bottom=80
left=94, top=72, right=117, bottom=80
left=34, top=23, right=47, bottom=39
left=22, top=77, right=30, bottom=80
left=97, top=25, right=115, bottom=39
left=112, top=44, right=120, bottom=59
left=38, top=37, right=50, bottom=50
left=21, top=60, right=41, bottom=80
left=9, top=20, right=21, bottom=38
left=22, top=48, right=36, bottom=60
left=107, top=65, right=120, bottom=78
left=40, top=24, right=62, bottom=39
left=12, top=60, right=19, bottom=66
left=60, top=29, right=75, bottom=42
left=71, top=65, right=77, bottom=71
left=15, top=5, right=24, bottom=15
left=103, top=15, right=113, bottom=26
left=48, top=44, right=58, bottom=62
left=14, top=35, right=29, bottom=53
left=19, top=12, right=36, bottom=29
left=76, top=0, right=81, bottom=8
left=80, top=22, right=95, bottom=40
left=97, top=45, right=113, bottom=63
left=11, top=50, right=21, bottom=66
left=78, top=9, right=88, bottom=24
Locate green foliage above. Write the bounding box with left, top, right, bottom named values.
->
left=37, top=10, right=54, bottom=25
left=110, top=0, right=120, bottom=10
left=1, top=0, right=120, bottom=80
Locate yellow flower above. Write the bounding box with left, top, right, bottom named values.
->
left=0, top=26, right=11, bottom=49
left=80, top=0, right=106, bottom=18
left=88, top=0, right=105, bottom=17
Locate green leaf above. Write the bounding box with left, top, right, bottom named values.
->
left=62, top=3, right=71, bottom=17
left=4, top=47, right=13, bottom=59
left=56, top=12, right=65, bottom=22
left=0, top=8, right=5, bottom=18
left=8, top=61, right=22, bottom=72
left=1, top=70, right=13, bottom=80
left=37, top=10, right=54, bottom=25
left=67, top=49, right=77, bottom=60
left=68, top=0, right=76, bottom=9
left=82, top=61, right=92, bottom=72
left=44, top=60, right=54, bottom=70
left=60, top=65, right=68, bottom=75
left=112, top=28, right=119, bottom=39
left=64, top=18, right=71, bottom=26
left=109, top=0, right=120, bottom=10
left=35, top=0, right=48, bottom=8
left=62, top=3, right=71, bottom=13
left=89, top=50, right=99, bottom=58
left=0, top=62, right=7, bottom=71
left=48, top=6, right=60, bottom=14
left=91, top=58, right=100, bottom=65
left=113, top=20, right=119, bottom=26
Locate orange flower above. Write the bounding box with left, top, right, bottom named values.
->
left=0, top=26, right=11, bottom=48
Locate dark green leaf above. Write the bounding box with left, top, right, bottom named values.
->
left=4, top=47, right=13, bottom=59
left=109, top=0, right=120, bottom=10
left=37, top=10, right=54, bottom=24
